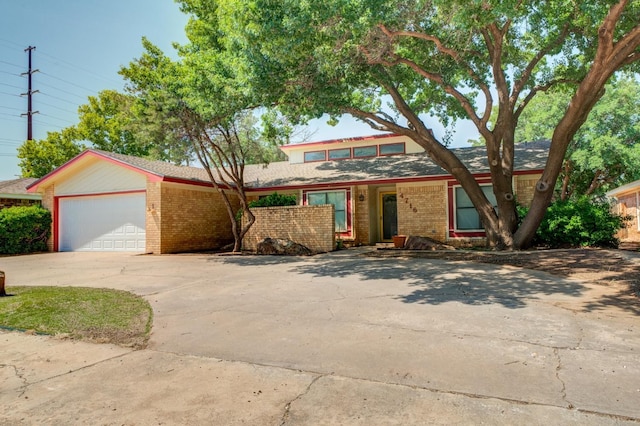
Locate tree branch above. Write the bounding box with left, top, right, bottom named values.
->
left=511, top=24, right=571, bottom=106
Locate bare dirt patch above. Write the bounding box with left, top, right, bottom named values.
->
left=370, top=247, right=640, bottom=315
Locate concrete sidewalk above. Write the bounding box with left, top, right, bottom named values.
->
left=1, top=250, right=639, bottom=424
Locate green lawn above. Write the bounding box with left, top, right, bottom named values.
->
left=0, top=286, right=153, bottom=348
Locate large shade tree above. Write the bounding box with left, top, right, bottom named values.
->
left=514, top=75, right=640, bottom=200
left=17, top=90, right=194, bottom=178
left=176, top=0, right=640, bottom=249
left=121, top=38, right=290, bottom=252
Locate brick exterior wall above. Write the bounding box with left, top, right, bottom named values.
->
left=149, top=182, right=238, bottom=254
left=515, top=174, right=542, bottom=208
left=396, top=183, right=448, bottom=241
left=393, top=175, right=541, bottom=247
left=353, top=185, right=371, bottom=245
left=615, top=192, right=640, bottom=242
left=243, top=204, right=335, bottom=253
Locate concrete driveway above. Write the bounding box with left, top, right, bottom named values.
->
left=1, top=250, right=639, bottom=425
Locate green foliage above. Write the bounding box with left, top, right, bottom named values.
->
left=248, top=192, right=297, bottom=208
left=514, top=75, right=640, bottom=199
left=0, top=205, right=51, bottom=254
left=236, top=192, right=297, bottom=221
left=519, top=197, right=627, bottom=248
left=17, top=128, right=84, bottom=178
left=17, top=89, right=195, bottom=178
left=172, top=0, right=640, bottom=249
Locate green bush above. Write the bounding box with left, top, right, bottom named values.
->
left=0, top=205, right=51, bottom=254
left=248, top=192, right=297, bottom=208
left=519, top=197, right=627, bottom=248
left=236, top=192, right=298, bottom=222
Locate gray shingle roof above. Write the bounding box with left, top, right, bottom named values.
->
left=89, top=141, right=550, bottom=189
left=243, top=140, right=550, bottom=189
left=90, top=149, right=211, bottom=183
left=0, top=178, right=38, bottom=195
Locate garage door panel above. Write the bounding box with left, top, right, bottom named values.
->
left=59, top=193, right=146, bottom=252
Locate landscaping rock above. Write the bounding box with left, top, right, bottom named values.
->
left=256, top=238, right=313, bottom=256
left=404, top=235, right=456, bottom=251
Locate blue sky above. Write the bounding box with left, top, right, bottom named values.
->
left=0, top=1, right=473, bottom=181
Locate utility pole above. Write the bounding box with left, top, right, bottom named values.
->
left=21, top=46, right=39, bottom=141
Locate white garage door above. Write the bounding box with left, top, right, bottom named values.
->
left=59, top=193, right=146, bottom=252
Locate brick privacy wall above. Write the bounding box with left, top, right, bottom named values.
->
left=616, top=193, right=639, bottom=242
left=155, top=183, right=238, bottom=254
left=353, top=185, right=370, bottom=245
left=243, top=204, right=335, bottom=253
left=397, top=183, right=448, bottom=241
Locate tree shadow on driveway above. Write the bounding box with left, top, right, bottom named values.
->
left=221, top=252, right=586, bottom=310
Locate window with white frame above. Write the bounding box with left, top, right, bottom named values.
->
left=306, top=190, right=348, bottom=232
left=455, top=185, right=497, bottom=230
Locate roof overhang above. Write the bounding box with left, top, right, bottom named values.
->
left=605, top=179, right=640, bottom=198
left=27, top=150, right=165, bottom=193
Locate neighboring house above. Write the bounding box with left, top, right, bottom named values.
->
left=606, top=179, right=640, bottom=243
left=27, top=134, right=549, bottom=253
left=0, top=178, right=41, bottom=209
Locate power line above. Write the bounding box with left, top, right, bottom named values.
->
left=33, top=118, right=64, bottom=129
left=0, top=105, right=23, bottom=112
left=40, top=112, right=75, bottom=125
left=37, top=49, right=123, bottom=87
left=36, top=100, right=78, bottom=115
left=0, top=116, right=22, bottom=123
left=0, top=59, right=23, bottom=70
left=0, top=38, right=24, bottom=49
left=0, top=82, right=24, bottom=90
left=37, top=80, right=89, bottom=101
left=40, top=91, right=82, bottom=106
left=0, top=90, right=21, bottom=98
left=39, top=71, right=101, bottom=94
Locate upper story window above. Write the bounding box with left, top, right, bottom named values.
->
left=353, top=145, right=377, bottom=158
left=328, top=148, right=351, bottom=160
left=303, top=142, right=406, bottom=162
left=304, top=150, right=327, bottom=162
left=379, top=142, right=405, bottom=156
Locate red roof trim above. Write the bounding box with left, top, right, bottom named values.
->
left=280, top=133, right=399, bottom=150
left=27, top=150, right=164, bottom=193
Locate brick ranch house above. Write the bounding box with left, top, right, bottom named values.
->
left=607, top=179, right=640, bottom=243
left=0, top=178, right=41, bottom=210
left=27, top=134, right=549, bottom=253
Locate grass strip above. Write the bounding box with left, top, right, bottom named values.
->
left=0, top=286, right=152, bottom=348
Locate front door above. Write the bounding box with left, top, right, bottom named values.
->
left=381, top=192, right=398, bottom=241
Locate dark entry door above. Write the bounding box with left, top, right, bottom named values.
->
left=381, top=193, right=398, bottom=240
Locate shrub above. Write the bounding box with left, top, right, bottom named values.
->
left=248, top=192, right=297, bottom=208
left=519, top=196, right=627, bottom=248
left=236, top=192, right=298, bottom=222
left=0, top=205, right=51, bottom=254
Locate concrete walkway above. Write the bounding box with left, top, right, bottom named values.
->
left=1, top=250, right=639, bottom=425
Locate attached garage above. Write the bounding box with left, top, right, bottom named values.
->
left=27, top=149, right=237, bottom=254
left=58, top=193, right=146, bottom=252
